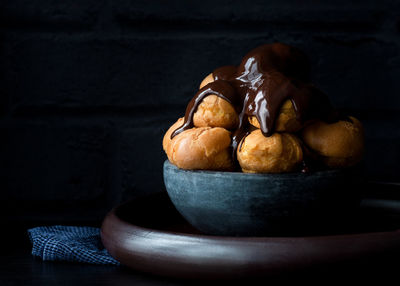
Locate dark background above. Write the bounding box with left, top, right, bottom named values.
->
left=0, top=0, right=399, bottom=229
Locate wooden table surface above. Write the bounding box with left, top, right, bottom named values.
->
left=2, top=248, right=400, bottom=285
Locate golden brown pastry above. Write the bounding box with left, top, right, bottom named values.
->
left=193, top=73, right=239, bottom=129
left=301, top=116, right=364, bottom=168
left=248, top=100, right=302, bottom=133
left=199, top=73, right=214, bottom=89
left=163, top=119, right=233, bottom=170
left=237, top=130, right=303, bottom=173
left=163, top=117, right=185, bottom=155
left=193, top=94, right=239, bottom=130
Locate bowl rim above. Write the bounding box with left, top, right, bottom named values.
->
left=163, top=159, right=357, bottom=178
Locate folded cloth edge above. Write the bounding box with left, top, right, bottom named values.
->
left=28, top=225, right=120, bottom=265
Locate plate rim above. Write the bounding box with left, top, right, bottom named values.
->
left=101, top=196, right=400, bottom=279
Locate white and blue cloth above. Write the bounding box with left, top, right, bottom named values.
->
left=28, top=225, right=119, bottom=265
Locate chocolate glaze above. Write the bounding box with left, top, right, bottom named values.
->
left=171, top=43, right=338, bottom=164
left=213, top=65, right=237, bottom=81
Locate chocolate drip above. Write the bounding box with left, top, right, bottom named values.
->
left=171, top=80, right=238, bottom=139
left=171, top=43, right=338, bottom=160
left=231, top=99, right=250, bottom=160
left=235, top=43, right=311, bottom=83
left=241, top=71, right=295, bottom=136
left=213, top=65, right=237, bottom=81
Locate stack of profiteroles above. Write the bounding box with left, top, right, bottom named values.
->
left=163, top=43, right=364, bottom=173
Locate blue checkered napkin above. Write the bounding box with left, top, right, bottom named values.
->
left=28, top=225, right=120, bottom=265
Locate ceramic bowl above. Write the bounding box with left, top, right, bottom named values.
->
left=163, top=160, right=363, bottom=236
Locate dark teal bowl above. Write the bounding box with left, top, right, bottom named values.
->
left=163, top=160, right=363, bottom=236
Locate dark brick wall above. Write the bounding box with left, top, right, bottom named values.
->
left=1, top=1, right=399, bottom=225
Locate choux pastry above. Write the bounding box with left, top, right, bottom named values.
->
left=248, top=100, right=302, bottom=133
left=237, top=130, right=303, bottom=173
left=193, top=94, right=239, bottom=130
left=163, top=117, right=184, bottom=155
left=163, top=120, right=233, bottom=170
left=301, top=116, right=364, bottom=168
left=199, top=73, right=214, bottom=89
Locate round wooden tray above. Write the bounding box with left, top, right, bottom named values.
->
left=101, top=192, right=400, bottom=279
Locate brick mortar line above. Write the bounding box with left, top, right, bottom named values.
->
left=1, top=27, right=398, bottom=41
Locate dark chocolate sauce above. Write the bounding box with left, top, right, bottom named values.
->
left=171, top=43, right=337, bottom=161
left=213, top=65, right=237, bottom=81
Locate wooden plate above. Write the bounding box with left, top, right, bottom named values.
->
left=101, top=192, right=400, bottom=279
